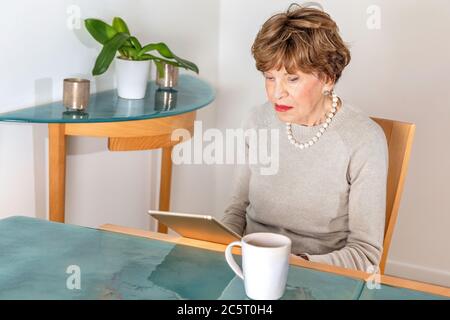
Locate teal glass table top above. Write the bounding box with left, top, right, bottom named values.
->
left=218, top=265, right=365, bottom=300
left=0, top=75, right=214, bottom=124
left=358, top=283, right=448, bottom=300
left=0, top=216, right=447, bottom=300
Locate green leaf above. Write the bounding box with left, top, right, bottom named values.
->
left=112, top=17, right=133, bottom=47
left=138, top=42, right=199, bottom=74
left=118, top=48, right=128, bottom=59
left=92, top=32, right=130, bottom=76
left=154, top=60, right=165, bottom=78
left=138, top=42, right=174, bottom=59
left=112, top=17, right=130, bottom=35
left=84, top=19, right=117, bottom=44
left=121, top=46, right=139, bottom=60
left=129, top=37, right=142, bottom=51
left=172, top=54, right=199, bottom=74
left=137, top=54, right=157, bottom=61
left=138, top=53, right=179, bottom=66
left=138, top=54, right=153, bottom=60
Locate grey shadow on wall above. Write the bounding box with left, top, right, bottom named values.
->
left=65, top=73, right=106, bottom=156
left=33, top=78, right=52, bottom=220
left=70, top=22, right=122, bottom=153
left=72, top=22, right=115, bottom=94
left=32, top=75, right=111, bottom=221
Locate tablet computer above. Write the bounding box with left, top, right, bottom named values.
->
left=148, top=210, right=241, bottom=245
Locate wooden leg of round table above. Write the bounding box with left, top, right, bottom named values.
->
left=48, top=124, right=66, bottom=223
left=157, top=146, right=174, bottom=233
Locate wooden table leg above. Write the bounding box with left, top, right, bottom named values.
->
left=157, top=146, right=174, bottom=233
left=48, top=124, right=66, bottom=223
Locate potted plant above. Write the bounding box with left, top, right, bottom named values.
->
left=84, top=17, right=199, bottom=99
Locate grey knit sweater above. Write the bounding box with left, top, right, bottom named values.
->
left=221, top=100, right=388, bottom=272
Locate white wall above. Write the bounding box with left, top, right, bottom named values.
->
left=1, top=0, right=449, bottom=288
left=214, top=0, right=450, bottom=287
left=0, top=0, right=220, bottom=229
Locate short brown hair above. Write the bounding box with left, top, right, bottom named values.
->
left=251, top=4, right=351, bottom=83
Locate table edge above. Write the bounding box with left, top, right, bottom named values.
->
left=0, top=74, right=215, bottom=124
left=98, top=223, right=450, bottom=298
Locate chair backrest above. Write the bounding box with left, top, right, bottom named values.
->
left=371, top=117, right=416, bottom=274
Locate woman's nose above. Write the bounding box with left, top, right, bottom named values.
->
left=274, top=82, right=288, bottom=100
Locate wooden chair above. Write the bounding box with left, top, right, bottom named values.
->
left=371, top=117, right=416, bottom=274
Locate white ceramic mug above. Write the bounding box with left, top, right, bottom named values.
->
left=225, top=232, right=291, bottom=300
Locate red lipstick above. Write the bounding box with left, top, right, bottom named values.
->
left=275, top=104, right=293, bottom=112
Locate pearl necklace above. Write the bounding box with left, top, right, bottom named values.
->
left=286, top=91, right=339, bottom=150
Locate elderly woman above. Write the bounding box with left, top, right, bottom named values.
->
left=221, top=5, right=388, bottom=272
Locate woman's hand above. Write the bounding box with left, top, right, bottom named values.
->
left=290, top=253, right=309, bottom=261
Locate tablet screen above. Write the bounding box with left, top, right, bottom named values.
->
left=149, top=210, right=241, bottom=245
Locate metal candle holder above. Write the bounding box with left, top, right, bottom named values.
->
left=63, top=78, right=90, bottom=111
left=155, top=63, right=179, bottom=89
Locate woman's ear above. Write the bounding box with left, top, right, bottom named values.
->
left=319, top=73, right=335, bottom=93
left=322, top=76, right=336, bottom=94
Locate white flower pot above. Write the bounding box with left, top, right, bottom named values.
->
left=115, top=58, right=151, bottom=99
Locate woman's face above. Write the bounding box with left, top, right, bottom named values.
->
left=264, top=67, right=332, bottom=125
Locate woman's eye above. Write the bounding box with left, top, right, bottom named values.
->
left=265, top=77, right=275, bottom=81
left=288, top=77, right=299, bottom=82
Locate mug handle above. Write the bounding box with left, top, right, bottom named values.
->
left=225, top=241, right=244, bottom=280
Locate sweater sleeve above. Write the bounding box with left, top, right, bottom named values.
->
left=220, top=108, right=256, bottom=236
left=306, top=123, right=389, bottom=272
left=220, top=163, right=251, bottom=236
